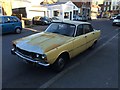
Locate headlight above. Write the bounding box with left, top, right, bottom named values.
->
left=41, top=54, right=47, bottom=61
left=36, top=54, right=40, bottom=58
left=36, top=54, right=47, bottom=61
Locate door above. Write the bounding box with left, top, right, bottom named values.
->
left=2, top=17, right=14, bottom=33
left=83, top=24, right=95, bottom=49
left=73, top=24, right=87, bottom=57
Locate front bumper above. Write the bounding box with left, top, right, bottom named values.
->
left=113, top=22, right=120, bottom=26
left=11, top=49, right=50, bottom=66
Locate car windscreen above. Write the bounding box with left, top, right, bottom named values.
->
left=45, top=23, right=76, bottom=37
left=116, top=16, right=120, bottom=19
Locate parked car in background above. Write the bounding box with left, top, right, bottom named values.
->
left=110, top=15, right=117, bottom=20
left=112, top=15, right=120, bottom=26
left=32, top=16, right=51, bottom=25
left=51, top=17, right=61, bottom=22
left=73, top=15, right=82, bottom=21
left=73, top=15, right=88, bottom=21
left=0, top=16, right=22, bottom=34
left=11, top=20, right=101, bottom=72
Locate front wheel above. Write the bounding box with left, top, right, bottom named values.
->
left=15, top=28, right=22, bottom=34
left=112, top=23, right=116, bottom=26
left=53, top=55, right=66, bottom=72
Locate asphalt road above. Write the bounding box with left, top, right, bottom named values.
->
left=2, top=19, right=119, bottom=88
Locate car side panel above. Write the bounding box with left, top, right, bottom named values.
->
left=72, top=35, right=87, bottom=57
left=85, top=31, right=95, bottom=49
left=45, top=38, right=74, bottom=64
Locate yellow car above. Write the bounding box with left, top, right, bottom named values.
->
left=11, top=20, right=101, bottom=71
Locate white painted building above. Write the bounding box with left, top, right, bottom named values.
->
left=12, top=0, right=79, bottom=20
left=12, top=0, right=47, bottom=19
left=45, top=1, right=79, bottom=20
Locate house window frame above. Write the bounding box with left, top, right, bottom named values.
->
left=53, top=10, right=60, bottom=17
left=64, top=12, right=69, bottom=19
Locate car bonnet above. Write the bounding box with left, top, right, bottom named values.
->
left=15, top=32, right=72, bottom=54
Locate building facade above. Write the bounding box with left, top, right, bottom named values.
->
left=46, top=1, right=79, bottom=20
left=0, top=0, right=12, bottom=16
left=101, top=0, right=119, bottom=17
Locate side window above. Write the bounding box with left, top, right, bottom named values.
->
left=4, top=17, right=13, bottom=23
left=89, top=25, right=94, bottom=32
left=83, top=24, right=93, bottom=34
left=76, top=25, right=83, bottom=36
left=12, top=17, right=18, bottom=22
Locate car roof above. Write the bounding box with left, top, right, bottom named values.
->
left=53, top=20, right=90, bottom=26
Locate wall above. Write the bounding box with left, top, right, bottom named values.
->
left=0, top=0, right=12, bottom=16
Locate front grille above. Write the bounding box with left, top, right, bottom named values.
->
left=16, top=47, right=36, bottom=58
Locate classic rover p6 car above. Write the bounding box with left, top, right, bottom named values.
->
left=11, top=20, right=101, bottom=71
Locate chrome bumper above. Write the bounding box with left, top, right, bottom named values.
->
left=11, top=49, right=50, bottom=66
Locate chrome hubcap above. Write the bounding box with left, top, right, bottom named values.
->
left=58, top=58, right=64, bottom=69
left=16, top=28, right=21, bottom=33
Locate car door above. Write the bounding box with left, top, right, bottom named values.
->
left=72, top=24, right=87, bottom=57
left=83, top=24, right=95, bottom=49
left=2, top=17, right=14, bottom=33
left=12, top=17, right=21, bottom=30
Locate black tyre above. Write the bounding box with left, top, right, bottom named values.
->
left=53, top=55, right=66, bottom=72
left=90, top=41, right=97, bottom=49
left=112, top=23, right=116, bottom=26
left=41, top=22, right=45, bottom=25
left=15, top=28, right=22, bottom=34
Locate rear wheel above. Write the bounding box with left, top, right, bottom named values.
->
left=15, top=28, right=22, bottom=34
left=90, top=40, right=97, bottom=49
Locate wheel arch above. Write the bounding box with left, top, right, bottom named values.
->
left=56, top=51, right=70, bottom=62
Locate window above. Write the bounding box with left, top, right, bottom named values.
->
left=116, top=6, right=119, bottom=10
left=83, top=24, right=93, bottom=34
left=4, top=17, right=13, bottom=23
left=46, top=23, right=76, bottom=37
left=107, top=7, right=109, bottom=11
left=53, top=10, right=59, bottom=16
left=64, top=12, right=69, bottom=19
left=104, top=7, right=106, bottom=11
left=76, top=25, right=83, bottom=36
left=109, top=6, right=111, bottom=10
left=104, top=2, right=106, bottom=5
left=12, top=17, right=18, bottom=22
left=113, top=6, right=115, bottom=10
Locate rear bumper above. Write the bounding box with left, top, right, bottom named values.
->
left=11, top=49, right=50, bottom=66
